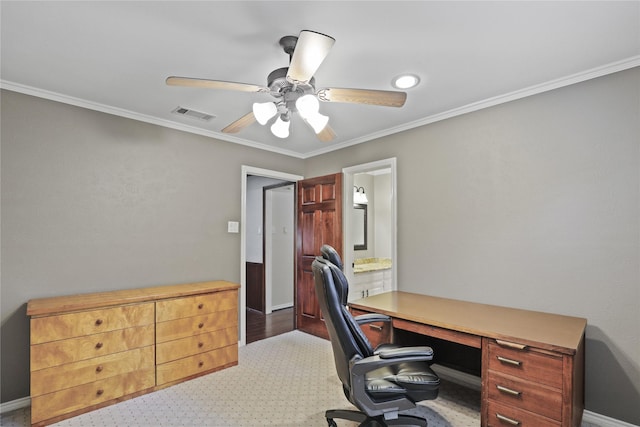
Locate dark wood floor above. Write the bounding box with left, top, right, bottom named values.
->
left=246, top=307, right=294, bottom=344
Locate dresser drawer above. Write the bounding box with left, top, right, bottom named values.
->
left=31, top=303, right=155, bottom=344
left=31, top=324, right=154, bottom=371
left=31, top=345, right=155, bottom=396
left=156, top=290, right=237, bottom=322
left=157, top=326, right=237, bottom=364
left=487, top=400, right=560, bottom=427
left=156, top=344, right=238, bottom=386
left=488, top=340, right=563, bottom=389
left=30, top=368, right=155, bottom=424
left=156, top=308, right=237, bottom=343
left=487, top=371, right=562, bottom=421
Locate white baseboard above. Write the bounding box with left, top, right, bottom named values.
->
left=271, top=302, right=293, bottom=311
left=582, top=410, right=639, bottom=427
left=0, top=396, right=30, bottom=414
left=431, top=364, right=638, bottom=427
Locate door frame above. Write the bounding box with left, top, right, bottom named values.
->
left=342, top=158, right=398, bottom=297
left=240, top=166, right=303, bottom=346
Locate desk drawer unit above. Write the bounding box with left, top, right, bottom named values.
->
left=30, top=302, right=155, bottom=425
left=155, top=289, right=238, bottom=386
left=350, top=308, right=392, bottom=348
left=483, top=338, right=580, bottom=427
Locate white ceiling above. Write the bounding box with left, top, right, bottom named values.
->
left=2, top=1, right=639, bottom=158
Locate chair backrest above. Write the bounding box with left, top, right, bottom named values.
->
left=320, top=244, right=349, bottom=305
left=312, top=256, right=375, bottom=391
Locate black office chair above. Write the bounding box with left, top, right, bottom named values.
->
left=313, top=246, right=440, bottom=427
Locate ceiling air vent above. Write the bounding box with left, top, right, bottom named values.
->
left=171, top=106, right=215, bottom=121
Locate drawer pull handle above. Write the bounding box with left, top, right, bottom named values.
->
left=497, top=385, right=522, bottom=397
left=497, top=356, right=522, bottom=366
left=96, top=389, right=104, bottom=396
left=495, top=340, right=527, bottom=350
left=95, top=342, right=104, bottom=349
left=96, top=365, right=103, bottom=373
left=198, top=361, right=204, bottom=367
left=198, top=322, right=204, bottom=329
left=496, top=413, right=521, bottom=425
left=198, top=303, right=204, bottom=309
left=95, top=319, right=103, bottom=326
left=198, top=342, right=204, bottom=348
left=369, top=324, right=383, bottom=331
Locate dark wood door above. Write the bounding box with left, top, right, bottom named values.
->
left=296, top=172, right=343, bottom=339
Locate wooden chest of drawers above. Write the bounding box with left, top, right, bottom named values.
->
left=156, top=291, right=238, bottom=386
left=27, top=281, right=239, bottom=426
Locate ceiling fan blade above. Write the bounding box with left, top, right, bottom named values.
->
left=316, top=124, right=336, bottom=142
left=166, top=76, right=269, bottom=93
left=317, top=88, right=407, bottom=108
left=222, top=111, right=256, bottom=134
left=286, top=30, right=335, bottom=85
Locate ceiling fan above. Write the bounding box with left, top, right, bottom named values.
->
left=166, top=30, right=407, bottom=142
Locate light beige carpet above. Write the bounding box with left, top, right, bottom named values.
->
left=2, top=330, right=481, bottom=426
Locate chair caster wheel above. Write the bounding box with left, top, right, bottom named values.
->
left=326, top=418, right=337, bottom=427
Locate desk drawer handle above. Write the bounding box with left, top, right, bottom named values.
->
left=496, top=413, right=520, bottom=425
left=495, top=340, right=527, bottom=350
left=198, top=303, right=204, bottom=309
left=369, top=324, right=383, bottom=331
left=497, top=385, right=522, bottom=397
left=497, top=356, right=522, bottom=366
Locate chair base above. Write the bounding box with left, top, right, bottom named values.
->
left=325, top=409, right=427, bottom=427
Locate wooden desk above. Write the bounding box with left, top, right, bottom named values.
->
left=349, top=291, right=586, bottom=427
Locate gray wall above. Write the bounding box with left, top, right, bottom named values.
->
left=0, top=90, right=305, bottom=402
left=2, top=67, right=639, bottom=424
left=306, top=68, right=640, bottom=424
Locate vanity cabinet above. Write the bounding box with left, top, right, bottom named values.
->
left=27, top=281, right=239, bottom=426
left=351, top=269, right=392, bottom=300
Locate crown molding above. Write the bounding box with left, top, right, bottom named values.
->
left=3, top=55, right=638, bottom=160
left=303, top=55, right=640, bottom=158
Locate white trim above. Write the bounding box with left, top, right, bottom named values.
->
left=343, top=158, right=398, bottom=301
left=271, top=302, right=294, bottom=311
left=3, top=56, right=638, bottom=160
left=0, top=81, right=306, bottom=159
left=303, top=56, right=640, bottom=158
left=582, top=411, right=640, bottom=427
left=240, top=166, right=303, bottom=347
left=0, top=396, right=30, bottom=414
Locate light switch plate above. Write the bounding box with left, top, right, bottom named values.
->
left=227, top=221, right=239, bottom=233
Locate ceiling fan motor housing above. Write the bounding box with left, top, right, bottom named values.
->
left=267, top=67, right=315, bottom=113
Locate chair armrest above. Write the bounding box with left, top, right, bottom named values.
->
left=354, top=313, right=391, bottom=326
left=377, top=346, right=434, bottom=360
left=350, top=348, right=433, bottom=377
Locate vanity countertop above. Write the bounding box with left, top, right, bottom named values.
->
left=353, top=258, right=392, bottom=273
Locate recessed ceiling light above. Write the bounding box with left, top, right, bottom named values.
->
left=392, top=74, right=420, bottom=89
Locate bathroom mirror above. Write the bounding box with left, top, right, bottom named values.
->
left=353, top=203, right=367, bottom=250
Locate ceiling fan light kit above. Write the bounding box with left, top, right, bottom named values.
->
left=167, top=29, right=408, bottom=142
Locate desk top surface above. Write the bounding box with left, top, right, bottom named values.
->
left=349, top=291, right=586, bottom=354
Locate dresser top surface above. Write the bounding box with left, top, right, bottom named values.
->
left=27, top=281, right=240, bottom=317
left=349, top=291, right=586, bottom=354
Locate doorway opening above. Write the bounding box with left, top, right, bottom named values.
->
left=240, top=166, right=303, bottom=346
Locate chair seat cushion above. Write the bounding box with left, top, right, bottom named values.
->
left=366, top=362, right=440, bottom=402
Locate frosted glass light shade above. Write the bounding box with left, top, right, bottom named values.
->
left=295, top=94, right=320, bottom=118
left=305, top=112, right=329, bottom=134
left=270, top=116, right=290, bottom=138
left=252, top=102, right=278, bottom=125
